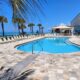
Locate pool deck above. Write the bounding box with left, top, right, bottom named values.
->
left=0, top=36, right=44, bottom=73
left=69, top=36, right=80, bottom=46
left=0, top=35, right=80, bottom=80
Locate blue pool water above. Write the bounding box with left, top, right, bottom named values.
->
left=17, top=37, right=80, bottom=54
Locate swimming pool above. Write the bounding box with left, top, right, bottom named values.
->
left=17, top=37, right=80, bottom=54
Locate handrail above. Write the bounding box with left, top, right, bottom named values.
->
left=31, top=40, right=44, bottom=54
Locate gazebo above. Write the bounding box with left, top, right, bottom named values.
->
left=52, top=24, right=74, bottom=36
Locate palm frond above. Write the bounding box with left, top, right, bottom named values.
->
left=0, top=16, right=8, bottom=23
left=0, top=0, right=47, bottom=21
left=28, top=23, right=35, bottom=27
left=20, top=24, right=26, bottom=29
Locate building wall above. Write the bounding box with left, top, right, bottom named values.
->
left=71, top=13, right=80, bottom=32
left=71, top=13, right=80, bottom=26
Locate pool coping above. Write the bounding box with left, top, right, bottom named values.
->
left=14, top=37, right=45, bottom=48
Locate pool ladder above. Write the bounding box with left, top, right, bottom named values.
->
left=31, top=41, right=44, bottom=54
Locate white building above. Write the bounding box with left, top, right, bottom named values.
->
left=71, top=13, right=80, bottom=34
left=52, top=24, right=74, bottom=36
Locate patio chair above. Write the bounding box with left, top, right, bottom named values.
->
left=0, top=37, right=7, bottom=42
left=0, top=38, right=3, bottom=43
left=6, top=37, right=11, bottom=41
left=14, top=36, right=17, bottom=39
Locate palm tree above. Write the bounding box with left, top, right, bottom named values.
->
left=13, top=18, right=25, bottom=34
left=0, top=0, right=47, bottom=19
left=0, top=16, right=8, bottom=36
left=41, top=27, right=44, bottom=34
left=37, top=24, right=42, bottom=34
left=20, top=24, right=26, bottom=35
left=28, top=23, right=35, bottom=34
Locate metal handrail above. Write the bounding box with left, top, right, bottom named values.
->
left=31, top=40, right=43, bottom=54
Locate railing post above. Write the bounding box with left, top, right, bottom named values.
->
left=32, top=44, right=34, bottom=54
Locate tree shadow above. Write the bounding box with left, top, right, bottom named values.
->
left=13, top=69, right=35, bottom=80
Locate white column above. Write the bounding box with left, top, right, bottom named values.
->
left=71, top=27, right=74, bottom=36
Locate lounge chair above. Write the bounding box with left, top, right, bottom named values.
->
left=14, top=36, right=17, bottom=39
left=5, top=37, right=8, bottom=41
left=21, top=35, right=24, bottom=38
left=11, top=37, right=14, bottom=40
left=10, top=37, right=14, bottom=41
left=16, top=36, right=18, bottom=39
left=17, top=35, right=20, bottom=39
left=24, top=35, right=28, bottom=38
left=19, top=36, right=21, bottom=39
left=6, top=37, right=12, bottom=41
left=0, top=38, right=3, bottom=43
left=9, top=37, right=12, bottom=40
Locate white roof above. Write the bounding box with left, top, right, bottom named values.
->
left=53, top=24, right=72, bottom=29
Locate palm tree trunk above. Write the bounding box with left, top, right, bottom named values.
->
left=32, top=26, right=33, bottom=34
left=42, top=28, right=43, bottom=34
left=30, top=27, right=32, bottom=34
left=39, top=26, right=40, bottom=34
left=18, top=23, right=20, bottom=34
left=1, top=22, right=4, bottom=36
left=30, top=27, right=33, bottom=34
left=39, top=26, right=41, bottom=34
left=12, top=6, right=14, bottom=18
left=22, top=29, right=24, bottom=35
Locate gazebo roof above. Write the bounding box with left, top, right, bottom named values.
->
left=52, top=24, right=72, bottom=29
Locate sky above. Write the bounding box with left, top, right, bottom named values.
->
left=0, top=0, right=80, bottom=34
